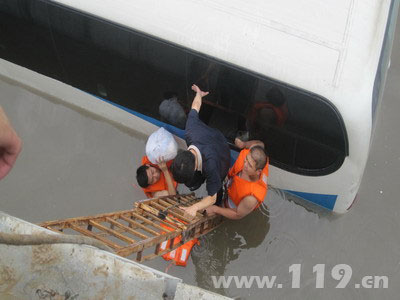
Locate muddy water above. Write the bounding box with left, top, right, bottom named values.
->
left=1, top=18, right=400, bottom=300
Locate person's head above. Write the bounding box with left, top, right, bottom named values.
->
left=243, top=146, right=267, bottom=178
left=171, top=150, right=196, bottom=184
left=265, top=87, right=286, bottom=107
left=136, top=164, right=161, bottom=188
left=257, top=107, right=276, bottom=128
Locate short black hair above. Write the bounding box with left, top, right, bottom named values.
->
left=136, top=165, right=150, bottom=188
left=171, top=150, right=196, bottom=184
left=266, top=87, right=286, bottom=107
left=250, top=146, right=267, bottom=170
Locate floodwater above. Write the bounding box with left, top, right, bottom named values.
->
left=1, top=16, right=400, bottom=300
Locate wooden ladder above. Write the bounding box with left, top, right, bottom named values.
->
left=39, top=194, right=223, bottom=262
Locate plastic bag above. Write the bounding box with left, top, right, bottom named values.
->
left=145, top=127, right=178, bottom=164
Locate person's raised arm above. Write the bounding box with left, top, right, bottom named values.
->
left=235, top=138, right=264, bottom=150
left=156, top=157, right=176, bottom=196
left=191, top=84, right=209, bottom=113
left=0, top=106, right=22, bottom=180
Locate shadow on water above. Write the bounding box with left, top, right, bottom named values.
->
left=191, top=209, right=270, bottom=295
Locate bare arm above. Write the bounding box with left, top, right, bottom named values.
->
left=235, top=138, right=264, bottom=150
left=157, top=158, right=176, bottom=196
left=206, top=196, right=258, bottom=220
left=152, top=190, right=169, bottom=197
left=181, top=194, right=216, bottom=218
left=191, top=84, right=209, bottom=112
left=0, top=106, right=22, bottom=180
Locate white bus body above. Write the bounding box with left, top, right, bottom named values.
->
left=0, top=0, right=398, bottom=212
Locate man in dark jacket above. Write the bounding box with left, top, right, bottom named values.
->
left=172, top=84, right=230, bottom=218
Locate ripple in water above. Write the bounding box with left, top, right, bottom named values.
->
left=259, top=186, right=288, bottom=219
left=265, top=232, right=303, bottom=285
left=191, top=234, right=220, bottom=274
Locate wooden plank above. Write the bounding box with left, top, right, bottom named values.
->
left=45, top=226, right=63, bottom=234
left=163, top=198, right=204, bottom=218
left=169, top=237, right=176, bottom=250
left=163, top=197, right=178, bottom=205
left=165, top=197, right=188, bottom=206
left=129, top=211, right=170, bottom=232
left=133, top=193, right=196, bottom=209
left=151, top=202, right=192, bottom=224
left=116, top=229, right=183, bottom=257
left=105, top=217, right=149, bottom=240
left=105, top=217, right=147, bottom=242
left=164, top=197, right=193, bottom=208
left=152, top=202, right=193, bottom=224
left=117, top=216, right=152, bottom=239
left=136, top=251, right=143, bottom=262
left=182, top=194, right=196, bottom=202
left=89, top=220, right=135, bottom=244
left=199, top=222, right=205, bottom=234
left=140, top=211, right=179, bottom=230
left=154, top=243, right=161, bottom=255
left=158, top=199, right=186, bottom=214
left=171, top=196, right=191, bottom=205
left=39, top=209, right=137, bottom=227
left=141, top=241, right=186, bottom=262
left=69, top=224, right=120, bottom=250
left=118, top=215, right=159, bottom=236
left=139, top=204, right=186, bottom=229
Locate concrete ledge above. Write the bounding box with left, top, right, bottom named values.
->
left=175, top=282, right=232, bottom=300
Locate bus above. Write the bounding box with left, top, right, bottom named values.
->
left=0, top=0, right=398, bottom=212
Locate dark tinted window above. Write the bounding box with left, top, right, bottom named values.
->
left=0, top=0, right=348, bottom=176
left=187, top=57, right=347, bottom=175
left=0, top=0, right=64, bottom=81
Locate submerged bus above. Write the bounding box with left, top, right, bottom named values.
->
left=0, top=0, right=398, bottom=212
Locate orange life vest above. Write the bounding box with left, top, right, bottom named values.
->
left=226, top=148, right=269, bottom=209
left=141, top=156, right=177, bottom=198
left=249, top=102, right=288, bottom=127
left=159, top=221, right=199, bottom=267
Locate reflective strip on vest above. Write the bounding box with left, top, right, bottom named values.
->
left=160, top=240, right=168, bottom=251
left=180, top=249, right=188, bottom=261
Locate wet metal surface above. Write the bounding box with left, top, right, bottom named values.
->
left=1, top=15, right=400, bottom=300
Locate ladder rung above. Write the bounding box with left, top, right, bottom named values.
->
left=130, top=211, right=171, bottom=232
left=151, top=202, right=192, bottom=224
left=117, top=216, right=151, bottom=239
left=161, top=198, right=204, bottom=218
left=105, top=217, right=150, bottom=240
left=140, top=211, right=179, bottom=230
left=70, top=224, right=121, bottom=249
left=89, top=220, right=135, bottom=244
left=140, top=204, right=186, bottom=229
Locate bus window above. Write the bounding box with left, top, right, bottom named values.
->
left=0, top=1, right=64, bottom=82
left=187, top=58, right=347, bottom=176
left=47, top=3, right=187, bottom=122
